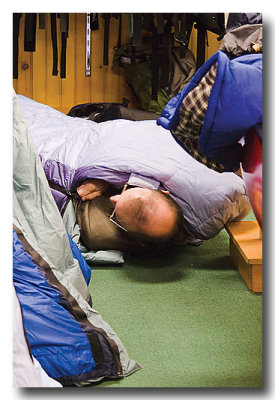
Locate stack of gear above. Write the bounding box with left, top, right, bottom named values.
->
left=157, top=50, right=262, bottom=172
left=157, top=14, right=262, bottom=172
left=13, top=13, right=226, bottom=111
left=114, top=13, right=226, bottom=114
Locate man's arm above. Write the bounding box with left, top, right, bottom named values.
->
left=77, top=179, right=109, bottom=201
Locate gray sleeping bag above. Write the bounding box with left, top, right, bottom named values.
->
left=17, top=94, right=251, bottom=242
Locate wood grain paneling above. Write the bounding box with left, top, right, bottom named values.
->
left=13, top=13, right=221, bottom=114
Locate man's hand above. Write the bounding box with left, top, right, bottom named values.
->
left=77, top=179, right=109, bottom=201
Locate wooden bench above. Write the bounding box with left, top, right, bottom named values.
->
left=225, top=221, right=262, bottom=293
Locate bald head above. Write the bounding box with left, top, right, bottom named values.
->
left=110, top=187, right=182, bottom=244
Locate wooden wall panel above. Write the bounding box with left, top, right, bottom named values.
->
left=61, top=13, right=76, bottom=111
left=32, top=15, right=46, bottom=105
left=90, top=15, right=109, bottom=103
left=44, top=14, right=61, bottom=110
left=13, top=13, right=221, bottom=114
left=16, top=14, right=33, bottom=99
left=74, top=13, right=91, bottom=107
left=188, top=24, right=221, bottom=62
left=206, top=31, right=221, bottom=59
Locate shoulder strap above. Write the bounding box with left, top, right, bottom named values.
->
left=48, top=181, right=80, bottom=201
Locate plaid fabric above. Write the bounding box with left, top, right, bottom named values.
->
left=172, top=62, right=226, bottom=172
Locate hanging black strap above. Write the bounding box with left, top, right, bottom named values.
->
left=132, top=13, right=143, bottom=46
left=172, top=15, right=180, bottom=43
left=179, top=14, right=187, bottom=58
left=172, top=13, right=187, bottom=59
left=151, top=28, right=160, bottom=101
left=117, top=13, right=122, bottom=49
left=24, top=13, right=37, bottom=52
left=130, top=13, right=143, bottom=64
left=196, top=22, right=206, bottom=69
left=140, top=14, right=160, bottom=101
left=157, top=13, right=164, bottom=34
left=50, top=13, right=58, bottom=76
left=38, top=13, right=45, bottom=29
left=60, top=33, right=67, bottom=78
left=185, top=14, right=195, bottom=49
left=60, top=13, right=69, bottom=78
left=143, top=13, right=153, bottom=31
left=159, top=14, right=173, bottom=91
left=13, top=13, right=22, bottom=79
left=60, top=13, right=69, bottom=35
left=102, top=13, right=111, bottom=66
left=112, top=13, right=122, bottom=50
left=130, top=41, right=136, bottom=65
left=91, top=13, right=99, bottom=30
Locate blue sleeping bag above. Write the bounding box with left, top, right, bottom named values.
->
left=157, top=50, right=262, bottom=171
left=13, top=90, right=141, bottom=386
left=13, top=230, right=99, bottom=382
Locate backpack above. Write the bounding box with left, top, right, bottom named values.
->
left=67, top=98, right=160, bottom=122
left=114, top=39, right=196, bottom=114
left=111, top=13, right=227, bottom=114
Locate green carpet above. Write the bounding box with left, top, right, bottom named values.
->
left=88, top=212, right=262, bottom=388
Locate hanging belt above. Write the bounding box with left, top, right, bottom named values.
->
left=24, top=13, right=37, bottom=52
left=60, top=13, right=69, bottom=78
left=132, top=13, right=142, bottom=46
left=13, top=13, right=22, bottom=79
left=159, top=14, right=173, bottom=91
left=91, top=13, right=99, bottom=30
left=142, top=13, right=152, bottom=31
left=151, top=28, right=160, bottom=101
left=196, top=23, right=207, bottom=69
left=157, top=13, right=164, bottom=34
left=117, top=13, right=122, bottom=49
left=130, top=13, right=143, bottom=65
left=142, top=14, right=160, bottom=101
left=38, top=13, right=45, bottom=29
left=50, top=13, right=58, bottom=76
left=172, top=13, right=187, bottom=59
left=102, top=13, right=111, bottom=66
left=112, top=13, right=122, bottom=50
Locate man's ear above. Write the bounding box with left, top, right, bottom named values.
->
left=109, top=194, right=121, bottom=204
left=161, top=190, right=170, bottom=195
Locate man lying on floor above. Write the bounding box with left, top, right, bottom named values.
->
left=16, top=91, right=251, bottom=256
left=74, top=178, right=185, bottom=252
